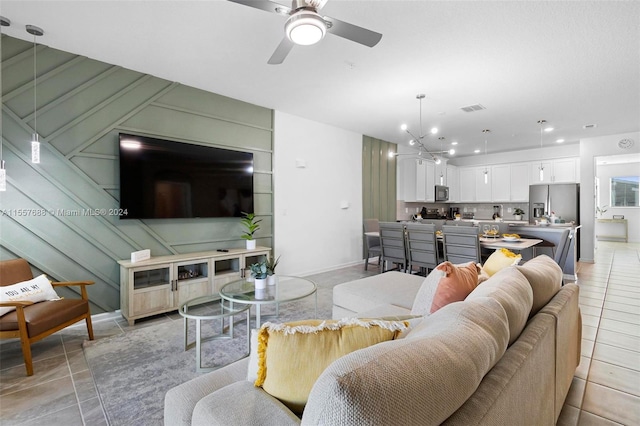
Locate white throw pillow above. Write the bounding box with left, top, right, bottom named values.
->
left=410, top=269, right=446, bottom=316
left=0, top=274, right=60, bottom=316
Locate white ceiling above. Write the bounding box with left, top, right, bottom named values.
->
left=2, top=1, right=639, bottom=158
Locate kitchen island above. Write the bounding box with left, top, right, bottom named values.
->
left=507, top=224, right=581, bottom=280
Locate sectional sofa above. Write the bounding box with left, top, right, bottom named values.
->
left=165, top=255, right=581, bottom=425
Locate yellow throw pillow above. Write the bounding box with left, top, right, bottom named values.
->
left=482, top=248, right=522, bottom=276
left=255, top=318, right=407, bottom=414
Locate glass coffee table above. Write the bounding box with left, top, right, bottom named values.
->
left=178, top=295, right=251, bottom=372
left=219, top=276, right=317, bottom=328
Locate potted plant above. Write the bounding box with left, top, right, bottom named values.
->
left=513, top=208, right=525, bottom=221
left=240, top=212, right=261, bottom=250
left=249, top=260, right=268, bottom=289
left=596, top=205, right=608, bottom=218
left=266, top=255, right=281, bottom=286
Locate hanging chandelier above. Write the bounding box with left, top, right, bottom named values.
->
left=397, top=94, right=454, bottom=163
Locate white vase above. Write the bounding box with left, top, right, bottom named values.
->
left=255, top=288, right=266, bottom=300
left=246, top=239, right=256, bottom=250
left=267, top=275, right=277, bottom=286
left=254, top=278, right=267, bottom=289
left=515, top=215, right=522, bottom=221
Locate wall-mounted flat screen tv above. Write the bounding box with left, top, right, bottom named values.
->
left=118, top=133, right=254, bottom=219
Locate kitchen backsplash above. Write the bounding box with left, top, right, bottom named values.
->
left=396, top=201, right=530, bottom=221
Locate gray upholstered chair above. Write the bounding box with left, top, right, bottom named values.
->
left=405, top=223, right=439, bottom=275
left=442, top=225, right=481, bottom=264
left=379, top=222, right=407, bottom=272
left=554, top=228, right=572, bottom=276
left=363, top=219, right=381, bottom=271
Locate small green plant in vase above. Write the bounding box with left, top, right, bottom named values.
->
left=240, top=212, right=261, bottom=249
left=266, top=255, right=281, bottom=286
left=513, top=208, right=525, bottom=221
left=249, top=260, right=268, bottom=289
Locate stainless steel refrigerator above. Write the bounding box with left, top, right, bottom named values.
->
left=529, top=183, right=580, bottom=224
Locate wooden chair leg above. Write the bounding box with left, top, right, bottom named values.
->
left=86, top=315, right=94, bottom=340
left=16, top=308, right=34, bottom=376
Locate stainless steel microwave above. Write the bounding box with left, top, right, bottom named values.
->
left=435, top=185, right=449, bottom=201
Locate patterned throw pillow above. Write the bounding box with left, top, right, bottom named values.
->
left=254, top=318, right=407, bottom=414
left=0, top=274, right=60, bottom=316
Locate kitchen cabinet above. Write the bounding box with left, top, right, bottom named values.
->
left=491, top=164, right=511, bottom=202
left=119, top=247, right=270, bottom=325
left=459, top=167, right=476, bottom=202
left=400, top=158, right=438, bottom=202
left=446, top=164, right=459, bottom=202
left=510, top=162, right=530, bottom=202
left=475, top=167, right=492, bottom=201
left=530, top=158, right=578, bottom=184
left=425, top=161, right=435, bottom=202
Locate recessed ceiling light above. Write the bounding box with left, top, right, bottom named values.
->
left=544, top=127, right=554, bottom=132
left=583, top=124, right=597, bottom=129
left=556, top=139, right=565, bottom=143
left=430, top=127, right=438, bottom=134
left=451, top=141, right=458, bottom=145
left=474, top=149, right=481, bottom=154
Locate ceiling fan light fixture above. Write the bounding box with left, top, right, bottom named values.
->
left=285, top=11, right=326, bottom=46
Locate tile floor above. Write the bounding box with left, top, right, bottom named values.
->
left=0, top=241, right=638, bottom=425
left=556, top=241, right=640, bottom=425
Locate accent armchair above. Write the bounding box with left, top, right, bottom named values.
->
left=0, top=258, right=94, bottom=376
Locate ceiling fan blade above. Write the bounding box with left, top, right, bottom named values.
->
left=268, top=38, right=295, bottom=64
left=324, top=16, right=382, bottom=47
left=227, top=0, right=291, bottom=15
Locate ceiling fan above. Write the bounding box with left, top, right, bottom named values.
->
left=228, top=0, right=382, bottom=64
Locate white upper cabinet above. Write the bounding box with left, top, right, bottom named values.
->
left=446, top=164, right=459, bottom=202
left=530, top=158, right=578, bottom=184
left=510, top=162, right=530, bottom=201
left=425, top=161, right=436, bottom=202
left=459, top=167, right=476, bottom=202
left=475, top=167, right=492, bottom=201
left=551, top=158, right=578, bottom=183
left=491, top=164, right=511, bottom=202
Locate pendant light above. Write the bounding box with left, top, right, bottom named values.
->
left=482, top=129, right=490, bottom=184
left=537, top=120, right=546, bottom=181
left=0, top=16, right=10, bottom=191
left=438, top=137, right=445, bottom=185
left=26, top=24, right=44, bottom=164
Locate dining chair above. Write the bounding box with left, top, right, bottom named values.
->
left=405, top=223, right=438, bottom=275
left=442, top=225, right=481, bottom=264
left=0, top=258, right=94, bottom=376
left=363, top=218, right=381, bottom=271
left=379, top=222, right=408, bottom=273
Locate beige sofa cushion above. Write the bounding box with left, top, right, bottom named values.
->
left=302, top=297, right=509, bottom=426
left=515, top=254, right=563, bottom=316
left=466, top=267, right=533, bottom=345
left=332, top=271, right=423, bottom=316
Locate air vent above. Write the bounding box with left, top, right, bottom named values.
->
left=618, top=138, right=635, bottom=149
left=583, top=124, right=597, bottom=129
left=460, top=104, right=486, bottom=112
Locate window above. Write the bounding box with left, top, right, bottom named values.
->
left=611, top=176, right=639, bottom=207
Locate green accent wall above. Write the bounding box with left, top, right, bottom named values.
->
left=0, top=35, right=274, bottom=314
left=362, top=135, right=396, bottom=222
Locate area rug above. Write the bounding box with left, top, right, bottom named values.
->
left=83, top=268, right=367, bottom=426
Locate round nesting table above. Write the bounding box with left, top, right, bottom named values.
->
left=219, top=275, right=317, bottom=328
left=178, top=295, right=250, bottom=372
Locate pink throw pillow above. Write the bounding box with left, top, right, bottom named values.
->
left=430, top=262, right=481, bottom=314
